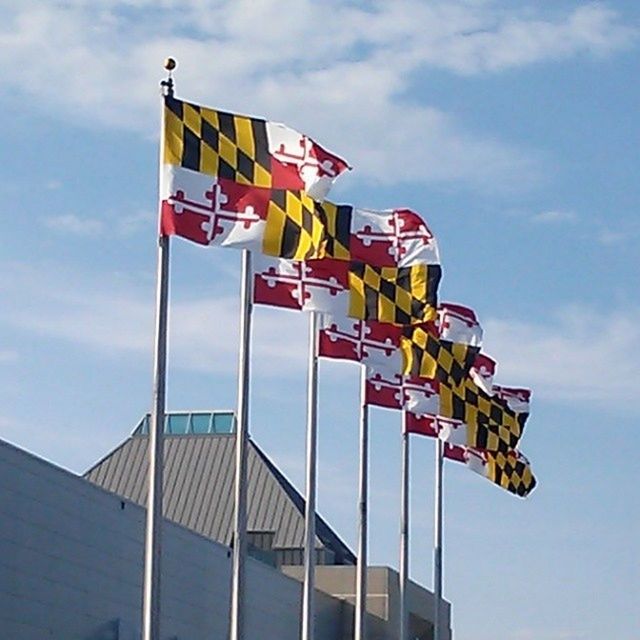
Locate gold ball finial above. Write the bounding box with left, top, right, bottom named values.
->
left=164, top=57, right=177, bottom=71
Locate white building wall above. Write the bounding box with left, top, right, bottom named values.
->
left=0, top=439, right=342, bottom=640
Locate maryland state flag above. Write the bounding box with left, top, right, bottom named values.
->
left=404, top=415, right=536, bottom=498
left=438, top=381, right=531, bottom=453
left=316, top=303, right=479, bottom=382
left=163, top=95, right=349, bottom=198
left=160, top=95, right=349, bottom=259
left=253, top=255, right=441, bottom=324
left=401, top=303, right=482, bottom=384
left=444, top=444, right=537, bottom=498
left=253, top=206, right=442, bottom=325
left=469, top=352, right=497, bottom=395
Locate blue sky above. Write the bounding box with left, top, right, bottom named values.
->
left=1, top=1, right=639, bottom=638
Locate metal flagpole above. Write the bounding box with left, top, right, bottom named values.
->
left=302, top=310, right=320, bottom=640
left=142, top=58, right=176, bottom=640
left=399, top=410, right=410, bottom=640
left=230, top=249, right=253, bottom=640
left=354, top=365, right=369, bottom=640
left=433, top=435, right=444, bottom=640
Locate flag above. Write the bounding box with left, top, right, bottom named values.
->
left=438, top=378, right=530, bottom=453
left=469, top=352, right=497, bottom=395
left=254, top=256, right=441, bottom=324
left=444, top=444, right=537, bottom=498
left=253, top=255, right=350, bottom=315
left=321, top=206, right=442, bottom=324
left=317, top=304, right=479, bottom=380
left=318, top=206, right=440, bottom=268
left=405, top=417, right=536, bottom=498
left=372, top=359, right=530, bottom=455
left=160, top=175, right=326, bottom=259
left=163, top=95, right=349, bottom=198
left=160, top=96, right=349, bottom=255
left=318, top=315, right=402, bottom=373
left=349, top=262, right=441, bottom=324
left=400, top=303, right=482, bottom=384
left=364, top=365, right=439, bottom=417
left=253, top=204, right=442, bottom=325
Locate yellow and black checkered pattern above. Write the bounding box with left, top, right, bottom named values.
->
left=317, top=202, right=352, bottom=260
left=348, top=262, right=441, bottom=325
left=486, top=450, right=536, bottom=497
left=440, top=377, right=528, bottom=453
left=400, top=325, right=479, bottom=384
left=262, top=190, right=325, bottom=260
left=164, top=96, right=272, bottom=187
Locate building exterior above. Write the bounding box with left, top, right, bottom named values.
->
left=0, top=411, right=452, bottom=639
left=85, top=411, right=355, bottom=569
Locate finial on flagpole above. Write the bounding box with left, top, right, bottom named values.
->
left=161, top=57, right=177, bottom=97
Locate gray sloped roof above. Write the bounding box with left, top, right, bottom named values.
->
left=84, top=432, right=355, bottom=564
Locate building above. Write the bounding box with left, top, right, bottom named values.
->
left=0, top=411, right=451, bottom=639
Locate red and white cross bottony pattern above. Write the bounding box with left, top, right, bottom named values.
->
left=349, top=208, right=440, bottom=268
left=318, top=314, right=402, bottom=374
left=160, top=165, right=269, bottom=249
left=253, top=255, right=349, bottom=316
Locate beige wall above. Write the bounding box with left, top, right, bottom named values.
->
left=282, top=564, right=452, bottom=640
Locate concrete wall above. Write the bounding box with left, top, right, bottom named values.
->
left=0, top=439, right=342, bottom=640
left=282, top=565, right=452, bottom=640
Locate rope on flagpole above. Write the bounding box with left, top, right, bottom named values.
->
left=142, top=57, right=176, bottom=640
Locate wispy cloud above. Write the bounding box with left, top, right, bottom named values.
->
left=484, top=306, right=640, bottom=406
left=595, top=222, right=640, bottom=246
left=531, top=210, right=577, bottom=224
left=0, top=260, right=308, bottom=378
left=42, top=214, right=105, bottom=237
left=0, top=2, right=636, bottom=190
left=41, top=210, right=155, bottom=238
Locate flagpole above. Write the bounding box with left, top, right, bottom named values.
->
left=399, top=410, right=410, bottom=640
left=230, top=249, right=253, bottom=640
left=355, top=365, right=369, bottom=640
left=142, top=58, right=175, bottom=640
left=302, top=310, right=319, bottom=640
left=433, top=436, right=444, bottom=640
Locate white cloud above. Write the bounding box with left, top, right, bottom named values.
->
left=531, top=210, right=577, bottom=224
left=483, top=306, right=640, bottom=405
left=596, top=224, right=639, bottom=246
left=41, top=210, right=155, bottom=238
left=43, top=214, right=105, bottom=237
left=0, top=260, right=309, bottom=378
left=0, top=2, right=635, bottom=190
left=415, top=3, right=636, bottom=75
